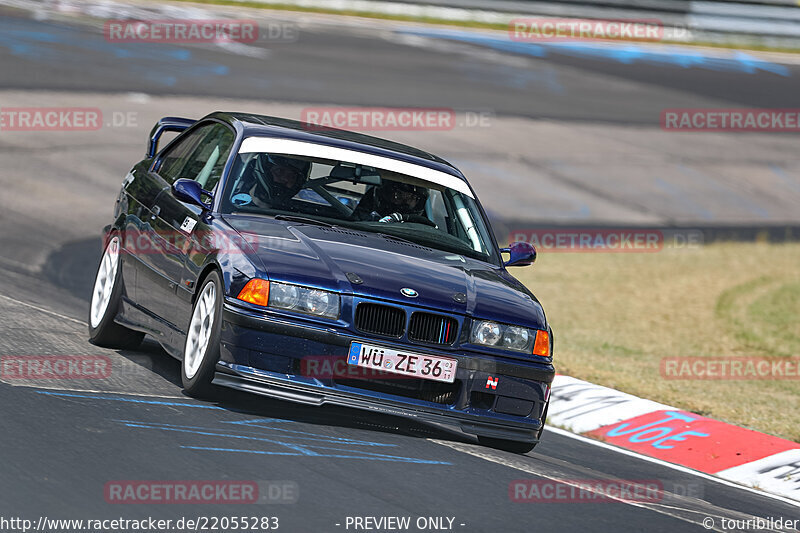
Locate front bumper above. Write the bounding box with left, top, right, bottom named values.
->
left=217, top=302, right=555, bottom=443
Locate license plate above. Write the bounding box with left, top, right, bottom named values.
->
left=347, top=342, right=457, bottom=383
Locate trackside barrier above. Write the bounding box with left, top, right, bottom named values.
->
left=241, top=0, right=800, bottom=47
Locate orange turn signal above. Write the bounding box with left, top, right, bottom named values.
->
left=533, top=329, right=550, bottom=357
left=237, top=278, right=270, bottom=307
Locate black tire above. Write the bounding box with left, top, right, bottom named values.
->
left=88, top=234, right=144, bottom=350
left=477, top=436, right=537, bottom=454
left=181, top=270, right=223, bottom=398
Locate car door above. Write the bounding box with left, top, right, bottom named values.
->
left=118, top=159, right=165, bottom=305
left=132, top=123, right=219, bottom=325
left=150, top=122, right=236, bottom=336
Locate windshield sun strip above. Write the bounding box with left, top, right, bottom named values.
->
left=238, top=137, right=474, bottom=198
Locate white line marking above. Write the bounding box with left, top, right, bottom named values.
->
left=430, top=428, right=800, bottom=510
left=429, top=438, right=738, bottom=531
left=214, top=41, right=271, bottom=58
left=429, top=439, right=779, bottom=531
left=545, top=427, right=800, bottom=508
left=0, top=255, right=39, bottom=274
left=0, top=293, right=85, bottom=326
left=34, top=388, right=184, bottom=399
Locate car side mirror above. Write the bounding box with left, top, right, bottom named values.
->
left=501, top=241, right=536, bottom=267
left=173, top=178, right=212, bottom=210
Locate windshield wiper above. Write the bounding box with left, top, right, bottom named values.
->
left=273, top=214, right=336, bottom=228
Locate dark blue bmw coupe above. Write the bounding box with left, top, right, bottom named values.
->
left=88, top=112, right=554, bottom=453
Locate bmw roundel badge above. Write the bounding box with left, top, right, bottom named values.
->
left=400, top=287, right=418, bottom=298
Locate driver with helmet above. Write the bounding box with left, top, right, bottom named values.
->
left=234, top=154, right=311, bottom=209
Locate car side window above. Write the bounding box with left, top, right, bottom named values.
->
left=157, top=127, right=208, bottom=184
left=158, top=123, right=235, bottom=191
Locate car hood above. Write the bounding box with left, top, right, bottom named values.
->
left=223, top=215, right=546, bottom=329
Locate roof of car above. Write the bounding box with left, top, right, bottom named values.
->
left=208, top=112, right=467, bottom=182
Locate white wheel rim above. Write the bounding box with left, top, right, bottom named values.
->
left=90, top=236, right=120, bottom=329
left=184, top=280, right=217, bottom=379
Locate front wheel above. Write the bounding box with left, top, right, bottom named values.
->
left=181, top=270, right=223, bottom=397
left=88, top=234, right=144, bottom=349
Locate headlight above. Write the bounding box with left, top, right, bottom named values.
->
left=503, top=326, right=531, bottom=351
left=238, top=279, right=340, bottom=319
left=471, top=320, right=546, bottom=356
left=269, top=283, right=299, bottom=309
left=296, top=288, right=338, bottom=318
left=472, top=320, right=502, bottom=345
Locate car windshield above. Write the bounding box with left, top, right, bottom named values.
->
left=220, top=143, right=499, bottom=264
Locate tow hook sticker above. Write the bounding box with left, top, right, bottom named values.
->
left=180, top=217, right=197, bottom=233
left=122, top=170, right=135, bottom=188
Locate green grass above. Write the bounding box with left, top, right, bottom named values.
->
left=513, top=242, right=800, bottom=442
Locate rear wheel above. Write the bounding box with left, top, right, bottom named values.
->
left=477, top=436, right=537, bottom=454
left=88, top=234, right=144, bottom=349
left=181, top=270, right=223, bottom=397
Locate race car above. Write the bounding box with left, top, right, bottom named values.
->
left=88, top=112, right=554, bottom=453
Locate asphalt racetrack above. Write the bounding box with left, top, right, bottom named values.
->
left=0, top=2, right=799, bottom=531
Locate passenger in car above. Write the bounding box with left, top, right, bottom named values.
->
left=352, top=179, right=430, bottom=223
